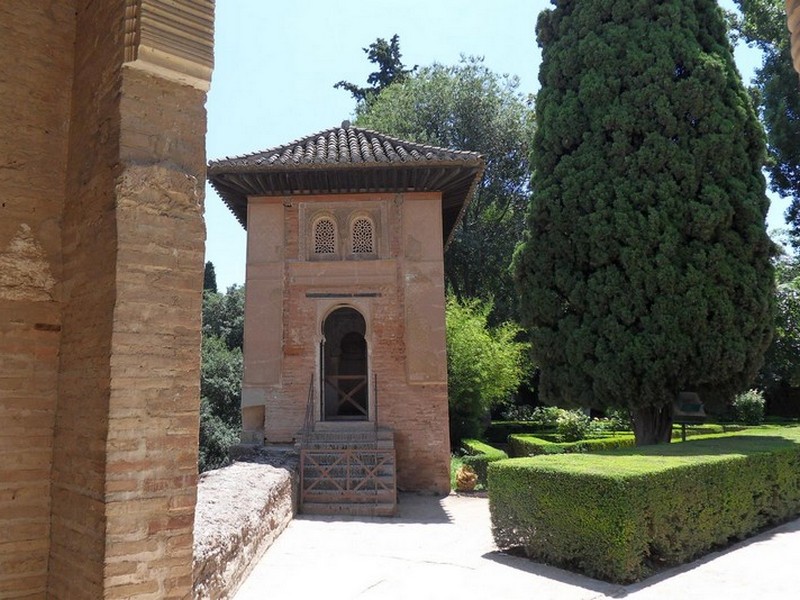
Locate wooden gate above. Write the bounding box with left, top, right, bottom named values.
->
left=299, top=444, right=396, bottom=516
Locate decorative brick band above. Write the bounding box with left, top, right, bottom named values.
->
left=124, top=0, right=213, bottom=90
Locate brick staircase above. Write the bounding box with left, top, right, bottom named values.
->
left=298, top=427, right=397, bottom=516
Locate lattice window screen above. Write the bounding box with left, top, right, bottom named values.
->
left=351, top=218, right=374, bottom=254
left=314, top=218, right=336, bottom=254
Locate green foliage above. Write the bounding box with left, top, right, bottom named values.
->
left=485, top=421, right=548, bottom=444
left=199, top=397, right=239, bottom=472
left=445, top=296, right=529, bottom=446
left=489, top=427, right=800, bottom=583
left=758, top=270, right=800, bottom=391
left=202, top=285, right=245, bottom=352
left=555, top=409, right=591, bottom=442
left=508, top=433, right=637, bottom=457
left=459, top=439, right=508, bottom=487
left=732, top=388, right=767, bottom=424
left=733, top=1, right=800, bottom=250
left=203, top=261, right=217, bottom=293
left=514, top=0, right=775, bottom=437
left=199, top=285, right=245, bottom=472
left=499, top=405, right=565, bottom=426
left=356, top=57, right=535, bottom=323
left=334, top=34, right=415, bottom=105
left=201, top=334, right=243, bottom=427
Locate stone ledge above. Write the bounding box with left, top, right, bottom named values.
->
left=193, top=449, right=299, bottom=599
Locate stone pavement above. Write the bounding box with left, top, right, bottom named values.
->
left=233, top=493, right=800, bottom=600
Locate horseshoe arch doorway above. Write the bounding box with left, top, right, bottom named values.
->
left=321, top=307, right=369, bottom=421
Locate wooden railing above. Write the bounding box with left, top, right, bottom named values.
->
left=300, top=447, right=396, bottom=505
left=325, top=375, right=368, bottom=417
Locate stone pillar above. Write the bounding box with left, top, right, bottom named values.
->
left=46, top=1, right=213, bottom=598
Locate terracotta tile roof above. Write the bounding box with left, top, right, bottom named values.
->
left=210, top=123, right=481, bottom=170
left=208, top=123, right=485, bottom=248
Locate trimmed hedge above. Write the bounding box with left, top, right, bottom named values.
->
left=489, top=428, right=800, bottom=583
left=485, top=421, right=551, bottom=444
left=460, top=439, right=508, bottom=487
left=508, top=433, right=636, bottom=457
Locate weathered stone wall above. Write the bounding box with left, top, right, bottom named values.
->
left=246, top=192, right=451, bottom=494
left=193, top=453, right=297, bottom=600
left=0, top=3, right=75, bottom=596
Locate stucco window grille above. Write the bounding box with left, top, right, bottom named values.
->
left=351, top=217, right=374, bottom=254
left=314, top=218, right=337, bottom=255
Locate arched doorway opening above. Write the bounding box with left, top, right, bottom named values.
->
left=321, top=307, right=368, bottom=420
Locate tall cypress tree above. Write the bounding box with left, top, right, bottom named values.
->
left=514, top=0, right=775, bottom=444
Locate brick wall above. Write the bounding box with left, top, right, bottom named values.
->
left=0, top=3, right=75, bottom=596
left=103, top=68, right=207, bottom=598
left=1, top=1, right=211, bottom=597
left=250, top=193, right=451, bottom=494
left=47, top=1, right=125, bottom=594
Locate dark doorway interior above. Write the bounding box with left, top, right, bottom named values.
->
left=322, top=307, right=368, bottom=420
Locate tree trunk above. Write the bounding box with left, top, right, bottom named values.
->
left=632, top=404, right=673, bottom=445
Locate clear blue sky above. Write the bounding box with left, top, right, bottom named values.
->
left=205, top=0, right=790, bottom=290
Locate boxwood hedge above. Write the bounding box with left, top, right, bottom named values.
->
left=508, top=433, right=637, bottom=457
left=460, top=439, right=508, bottom=487
left=488, top=428, right=800, bottom=583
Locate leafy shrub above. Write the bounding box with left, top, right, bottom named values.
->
left=600, top=408, right=633, bottom=432
left=485, top=421, right=547, bottom=444
left=460, top=439, right=508, bottom=487
left=732, top=389, right=766, bottom=425
left=507, top=433, right=636, bottom=457
left=500, top=405, right=537, bottom=421
left=489, top=428, right=800, bottom=583
left=199, top=398, right=240, bottom=472
left=556, top=410, right=592, bottom=442
left=507, top=435, right=564, bottom=457
left=446, top=296, right=529, bottom=446
left=199, top=282, right=244, bottom=472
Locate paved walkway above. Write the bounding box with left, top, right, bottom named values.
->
left=233, top=493, right=800, bottom=600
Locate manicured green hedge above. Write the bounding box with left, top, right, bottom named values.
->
left=489, top=428, right=800, bottom=583
left=484, top=421, right=551, bottom=444
left=508, top=433, right=637, bottom=457
left=460, top=439, right=508, bottom=487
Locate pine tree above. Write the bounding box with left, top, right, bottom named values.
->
left=514, top=0, right=775, bottom=444
left=203, top=261, right=217, bottom=293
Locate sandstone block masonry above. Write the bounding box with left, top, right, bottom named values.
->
left=1, top=2, right=213, bottom=598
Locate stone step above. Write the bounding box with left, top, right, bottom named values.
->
left=298, top=428, right=397, bottom=516
left=302, top=490, right=396, bottom=504
left=301, top=502, right=396, bottom=517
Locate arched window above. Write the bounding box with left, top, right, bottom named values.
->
left=313, top=217, right=337, bottom=255
left=351, top=217, right=374, bottom=254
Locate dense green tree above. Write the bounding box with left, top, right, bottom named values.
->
left=733, top=1, right=800, bottom=250
left=356, top=57, right=535, bottom=323
left=199, top=285, right=245, bottom=471
left=757, top=256, right=800, bottom=392
left=202, top=284, right=245, bottom=352
left=203, top=261, right=218, bottom=293
left=334, top=34, right=415, bottom=105
left=445, top=295, right=529, bottom=446
left=514, top=0, right=775, bottom=444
